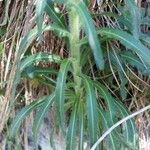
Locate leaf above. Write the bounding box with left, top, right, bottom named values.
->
left=95, top=82, right=138, bottom=149
left=125, top=0, right=140, bottom=39
left=98, top=28, right=150, bottom=66
left=118, top=69, right=128, bottom=100
left=120, top=51, right=150, bottom=76
left=82, top=75, right=98, bottom=145
left=66, top=102, right=78, bottom=150
left=94, top=81, right=116, bottom=122
left=32, top=93, right=55, bottom=143
left=114, top=100, right=139, bottom=148
left=22, top=66, right=58, bottom=79
left=35, top=0, right=47, bottom=35
left=20, top=52, right=61, bottom=71
left=140, top=33, right=150, bottom=46
left=45, top=2, right=66, bottom=28
left=98, top=109, right=117, bottom=150
left=9, top=96, right=48, bottom=138
left=78, top=101, right=84, bottom=150
left=70, top=1, right=104, bottom=70
left=18, top=24, right=69, bottom=55
left=55, top=59, right=71, bottom=134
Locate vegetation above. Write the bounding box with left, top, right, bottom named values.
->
left=0, top=0, right=150, bottom=149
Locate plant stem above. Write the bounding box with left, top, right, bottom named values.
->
left=69, top=6, right=81, bottom=94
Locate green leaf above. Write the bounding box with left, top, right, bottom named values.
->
left=18, top=24, right=69, bottom=55
left=35, top=0, right=47, bottom=35
left=126, top=0, right=140, bottom=39
left=32, top=93, right=55, bottom=143
left=115, top=100, right=139, bottom=148
left=140, top=33, right=150, bottom=46
left=78, top=101, right=84, bottom=150
left=66, top=102, right=78, bottom=150
left=9, top=96, right=48, bottom=138
left=20, top=52, right=61, bottom=71
left=22, top=66, right=58, bottom=79
left=82, top=75, right=98, bottom=145
left=71, top=1, right=104, bottom=70
left=98, top=28, right=150, bottom=66
left=98, top=109, right=117, bottom=150
left=46, top=2, right=66, bottom=28
left=120, top=51, right=150, bottom=76
left=94, top=81, right=116, bottom=122
left=55, top=59, right=71, bottom=134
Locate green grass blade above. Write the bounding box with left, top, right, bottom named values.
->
left=9, top=96, right=48, bottom=138
left=71, top=1, right=104, bottom=70
left=66, top=102, right=78, bottom=150
left=98, top=28, right=150, bottom=65
left=82, top=75, right=98, bottom=145
left=55, top=59, right=71, bottom=134
left=32, top=93, right=55, bottom=143
left=20, top=52, right=61, bottom=71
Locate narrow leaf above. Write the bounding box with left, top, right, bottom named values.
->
left=32, top=93, right=55, bottom=142
left=46, top=2, right=66, bottom=28
left=66, top=102, right=78, bottom=150
left=20, top=52, right=61, bottom=71
left=126, top=0, right=141, bottom=39
left=98, top=28, right=150, bottom=65
left=78, top=101, right=84, bottom=150
left=9, top=96, right=48, bottom=138
left=35, top=0, right=47, bottom=35
left=115, top=100, right=139, bottom=148
left=55, top=59, right=71, bottom=133
left=71, top=1, right=104, bottom=70
left=98, top=109, right=117, bottom=150
left=82, top=75, right=98, bottom=145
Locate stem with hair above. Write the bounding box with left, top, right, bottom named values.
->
left=69, top=4, right=82, bottom=95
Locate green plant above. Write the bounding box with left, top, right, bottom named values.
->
left=6, top=0, right=150, bottom=149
